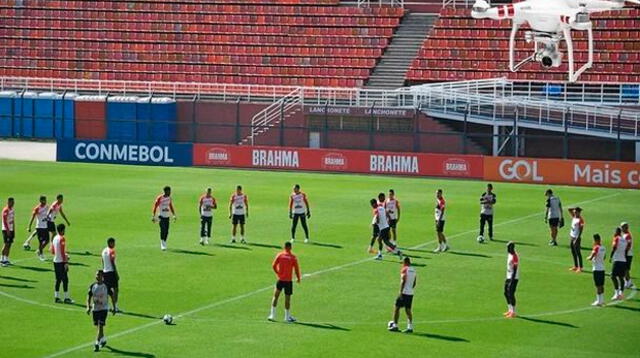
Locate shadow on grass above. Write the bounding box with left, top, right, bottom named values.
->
left=309, top=242, right=343, bottom=249
left=247, top=242, right=282, bottom=249
left=411, top=332, right=470, bottom=342
left=295, top=322, right=350, bottom=331
left=492, top=239, right=538, bottom=247
left=0, top=275, right=37, bottom=283
left=68, top=250, right=100, bottom=257
left=379, top=259, right=426, bottom=267
left=0, top=283, right=34, bottom=289
left=68, top=262, right=89, bottom=267
left=518, top=316, right=578, bottom=328
left=214, top=244, right=252, bottom=251
left=401, top=248, right=430, bottom=253
left=611, top=305, right=640, bottom=313
left=105, top=346, right=156, bottom=358
left=120, top=311, right=159, bottom=319
left=169, top=248, right=214, bottom=257
left=448, top=251, right=491, bottom=259
left=14, top=264, right=52, bottom=272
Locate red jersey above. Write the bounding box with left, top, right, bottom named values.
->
left=2, top=206, right=14, bottom=231
left=272, top=250, right=300, bottom=282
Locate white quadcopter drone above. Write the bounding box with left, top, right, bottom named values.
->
left=471, top=0, right=640, bottom=82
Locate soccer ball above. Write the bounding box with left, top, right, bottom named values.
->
left=163, top=314, right=173, bottom=325
left=477, top=235, right=485, bottom=243
left=387, top=321, right=396, bottom=329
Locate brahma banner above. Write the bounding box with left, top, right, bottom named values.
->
left=484, top=157, right=640, bottom=189
left=193, top=144, right=484, bottom=179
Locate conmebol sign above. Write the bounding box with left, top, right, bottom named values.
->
left=57, top=139, right=193, bottom=166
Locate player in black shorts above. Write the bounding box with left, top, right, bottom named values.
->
left=86, top=270, right=115, bottom=352
left=1, top=197, right=15, bottom=266
left=388, top=257, right=416, bottom=333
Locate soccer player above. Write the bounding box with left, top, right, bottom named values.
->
left=504, top=241, right=519, bottom=318
left=102, top=237, right=120, bottom=313
left=388, top=256, right=416, bottom=333
left=385, top=189, right=401, bottom=243
left=46, top=194, right=71, bottom=242
left=268, top=242, right=301, bottom=323
left=229, top=185, right=249, bottom=244
left=198, top=187, right=217, bottom=245
left=568, top=207, right=584, bottom=273
left=586, top=234, right=606, bottom=306
left=51, top=223, right=73, bottom=303
left=621, top=222, right=634, bottom=289
left=1, top=197, right=15, bottom=266
left=86, top=270, right=115, bottom=352
left=152, top=186, right=176, bottom=251
left=289, top=184, right=311, bottom=243
left=478, top=183, right=496, bottom=242
left=610, top=227, right=628, bottom=300
left=371, top=197, right=402, bottom=260
left=26, top=195, right=50, bottom=261
left=433, top=189, right=448, bottom=253
left=544, top=189, right=564, bottom=246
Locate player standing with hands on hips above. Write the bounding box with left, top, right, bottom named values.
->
left=289, top=184, right=311, bottom=243
left=433, top=189, right=448, bottom=253
left=586, top=234, right=606, bottom=306
left=52, top=223, right=73, bottom=303
left=504, top=241, right=519, bottom=318
left=198, top=188, right=217, bottom=245
left=152, top=186, right=176, bottom=251
left=478, top=184, right=496, bottom=242
left=385, top=189, right=401, bottom=243
left=544, top=189, right=564, bottom=246
left=268, top=241, right=301, bottom=323
left=229, top=185, right=249, bottom=244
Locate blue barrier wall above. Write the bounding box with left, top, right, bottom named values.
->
left=0, top=91, right=76, bottom=139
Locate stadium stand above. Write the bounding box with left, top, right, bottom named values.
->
left=407, top=7, right=640, bottom=83
left=0, top=0, right=404, bottom=87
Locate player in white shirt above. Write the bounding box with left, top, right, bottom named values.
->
left=568, top=207, right=585, bottom=273
left=152, top=186, right=176, bottom=251
left=2, top=197, right=15, bottom=266
left=198, top=188, right=217, bottom=245
left=370, top=197, right=402, bottom=260
left=433, top=189, right=449, bottom=253
left=586, top=234, right=606, bottom=306
left=289, top=184, right=311, bottom=243
left=46, top=194, right=71, bottom=242
left=26, top=195, right=50, bottom=261
left=229, top=185, right=249, bottom=244
left=385, top=189, right=401, bottom=243
left=388, top=257, right=416, bottom=333
left=478, top=184, right=496, bottom=242
left=102, top=237, right=120, bottom=313
left=620, top=222, right=634, bottom=289
left=544, top=189, right=564, bottom=246
left=504, top=241, right=519, bottom=318
left=51, top=223, right=73, bottom=303
left=86, top=270, right=115, bottom=352
left=610, top=227, right=628, bottom=300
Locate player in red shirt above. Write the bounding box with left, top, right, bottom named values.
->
left=268, top=242, right=301, bottom=323
left=1, top=197, right=15, bottom=266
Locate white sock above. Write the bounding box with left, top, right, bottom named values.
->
left=270, top=306, right=276, bottom=317
left=241, top=236, right=245, bottom=241
left=231, top=236, right=236, bottom=241
left=598, top=293, right=604, bottom=302
left=54, top=291, right=59, bottom=298
left=285, top=309, right=290, bottom=319
left=64, top=291, right=69, bottom=299
left=407, top=320, right=413, bottom=329
left=512, top=306, right=516, bottom=313
left=508, top=304, right=513, bottom=312
left=1, top=255, right=5, bottom=261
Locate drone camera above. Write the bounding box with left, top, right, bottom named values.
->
left=534, top=44, right=563, bottom=68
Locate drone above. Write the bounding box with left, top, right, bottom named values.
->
left=471, top=0, right=640, bottom=82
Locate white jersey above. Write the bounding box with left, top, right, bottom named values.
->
left=385, top=199, right=399, bottom=220
left=374, top=206, right=389, bottom=231
left=570, top=216, right=584, bottom=238
left=48, top=201, right=63, bottom=222
left=199, top=195, right=216, bottom=218
left=2, top=206, right=15, bottom=231
left=89, top=282, right=110, bottom=312
left=290, top=192, right=308, bottom=215
left=612, top=235, right=628, bottom=262
left=33, top=204, right=49, bottom=229
left=434, top=197, right=446, bottom=221
left=230, top=193, right=247, bottom=215
left=623, top=232, right=633, bottom=257
left=51, top=234, right=67, bottom=263
left=506, top=253, right=520, bottom=280
left=590, top=244, right=605, bottom=271
left=401, top=265, right=417, bottom=295
left=480, top=192, right=496, bottom=215
left=154, top=195, right=173, bottom=218
left=546, top=196, right=562, bottom=219
left=102, top=247, right=116, bottom=273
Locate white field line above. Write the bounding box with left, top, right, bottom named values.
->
left=29, top=191, right=620, bottom=357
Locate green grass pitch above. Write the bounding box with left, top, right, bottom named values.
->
left=0, top=160, right=638, bottom=358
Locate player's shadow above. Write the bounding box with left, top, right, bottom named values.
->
left=611, top=305, right=640, bottom=313
left=118, top=311, right=158, bottom=319
left=14, top=264, right=52, bottom=272
left=68, top=262, right=89, bottom=267
left=247, top=242, right=282, bottom=249
left=295, top=322, right=350, bottom=331
left=411, top=332, right=469, bottom=342
left=309, top=242, right=343, bottom=249
left=401, top=253, right=428, bottom=259
left=401, top=248, right=430, bottom=253
left=380, top=259, right=427, bottom=267
left=169, top=248, right=214, bottom=257
left=492, top=239, right=537, bottom=247
left=214, top=244, right=252, bottom=251
left=68, top=250, right=100, bottom=257
left=448, top=251, right=491, bottom=259
left=0, top=283, right=34, bottom=289
left=518, top=316, right=578, bottom=328
left=105, top=346, right=156, bottom=358
left=0, top=275, right=37, bottom=283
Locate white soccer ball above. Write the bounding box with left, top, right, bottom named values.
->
left=477, top=235, right=485, bottom=243
left=163, top=314, right=173, bottom=325
left=387, top=321, right=396, bottom=329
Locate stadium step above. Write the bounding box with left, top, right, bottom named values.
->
left=365, top=13, right=437, bottom=89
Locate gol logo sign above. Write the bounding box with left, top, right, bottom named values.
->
left=498, top=159, right=544, bottom=181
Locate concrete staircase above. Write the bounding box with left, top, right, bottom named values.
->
left=365, top=13, right=437, bottom=89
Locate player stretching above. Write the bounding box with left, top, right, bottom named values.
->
left=46, top=194, right=71, bottom=242
left=621, top=222, right=634, bottom=289
left=26, top=195, right=49, bottom=261
left=610, top=227, right=628, bottom=300
left=229, top=185, right=249, bottom=244
left=388, top=256, right=416, bottom=333
left=268, top=242, right=301, bottom=323
left=544, top=189, right=563, bottom=246
left=433, top=189, right=448, bottom=253
left=152, top=186, right=176, bottom=251
left=504, top=241, right=519, bottom=318
left=478, top=184, right=496, bottom=242
left=1, top=197, right=15, bottom=266
left=199, top=188, right=217, bottom=245
left=568, top=207, right=584, bottom=273
left=385, top=189, right=401, bottom=243
left=52, top=224, right=73, bottom=303
left=102, top=237, right=121, bottom=313
left=289, top=184, right=311, bottom=243
left=586, top=234, right=606, bottom=306
left=86, top=270, right=115, bottom=352
left=371, top=197, right=402, bottom=260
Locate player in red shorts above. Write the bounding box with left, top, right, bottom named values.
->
left=268, top=242, right=301, bottom=323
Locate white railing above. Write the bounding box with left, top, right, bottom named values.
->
left=246, top=88, right=303, bottom=145
left=357, top=0, right=405, bottom=7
